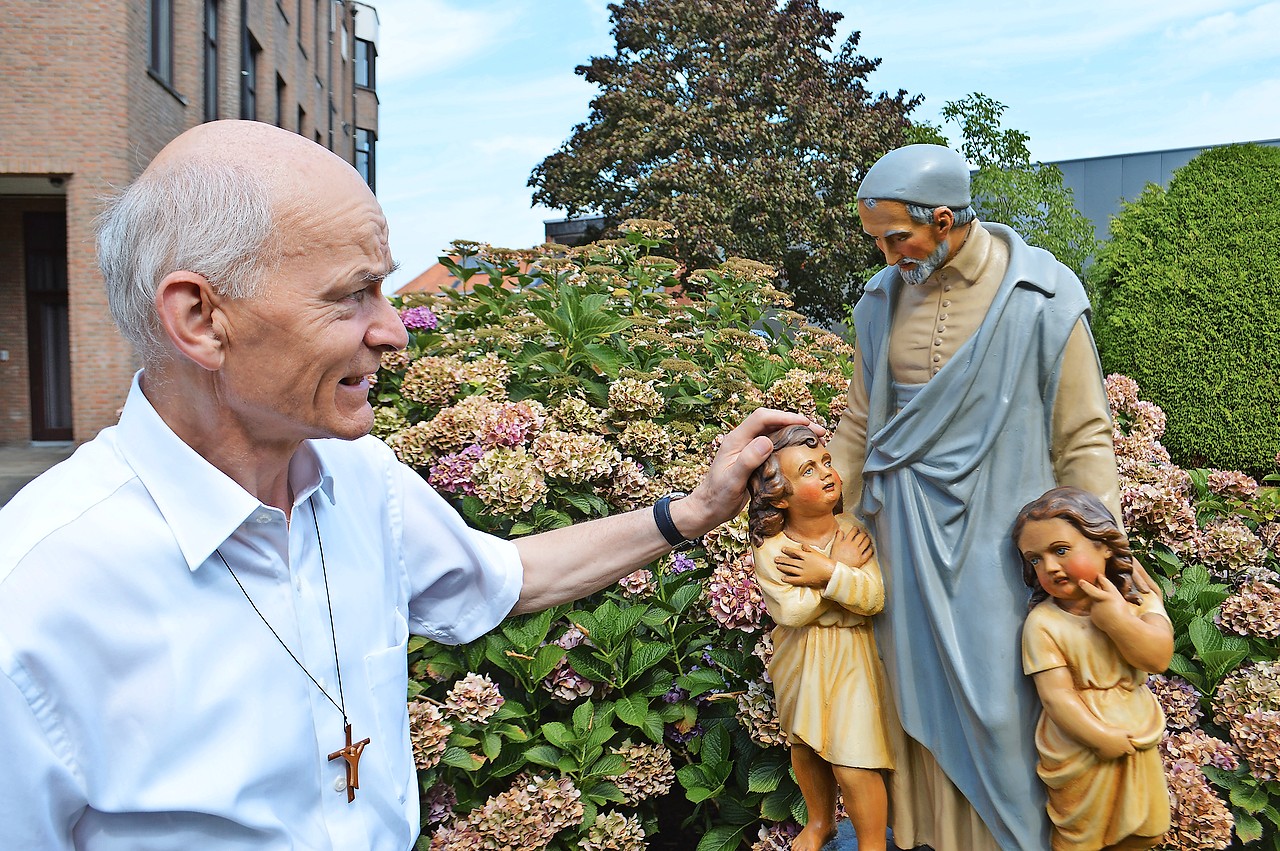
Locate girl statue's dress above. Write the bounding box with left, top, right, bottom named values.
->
left=752, top=514, right=895, bottom=770
left=1022, top=592, right=1173, bottom=850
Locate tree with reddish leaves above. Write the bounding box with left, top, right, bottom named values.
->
left=529, top=0, right=920, bottom=324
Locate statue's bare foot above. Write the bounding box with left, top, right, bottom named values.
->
left=792, top=822, right=837, bottom=851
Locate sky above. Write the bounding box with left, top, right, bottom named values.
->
left=370, top=0, right=1280, bottom=289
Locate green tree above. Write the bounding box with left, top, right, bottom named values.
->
left=528, top=0, right=919, bottom=324
left=1090, top=143, right=1280, bottom=475
left=910, top=93, right=1097, bottom=276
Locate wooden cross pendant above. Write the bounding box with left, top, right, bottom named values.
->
left=328, top=722, right=371, bottom=803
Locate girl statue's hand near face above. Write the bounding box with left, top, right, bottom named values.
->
left=1079, top=574, right=1135, bottom=633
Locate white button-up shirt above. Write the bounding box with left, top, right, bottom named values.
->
left=0, top=375, right=523, bottom=849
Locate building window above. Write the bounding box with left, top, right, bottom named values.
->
left=149, top=0, right=174, bottom=83
left=241, top=31, right=261, bottom=120
left=355, top=128, right=375, bottom=190
left=276, top=74, right=286, bottom=127
left=297, top=105, right=305, bottom=135
left=354, top=38, right=375, bottom=88
left=204, top=0, right=219, bottom=122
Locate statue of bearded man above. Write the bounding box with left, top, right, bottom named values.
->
left=828, top=144, right=1124, bottom=851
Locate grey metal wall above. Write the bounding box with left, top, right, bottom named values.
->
left=1051, top=139, right=1280, bottom=243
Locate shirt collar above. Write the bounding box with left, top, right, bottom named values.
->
left=116, top=372, right=337, bottom=571
left=926, top=220, right=992, bottom=289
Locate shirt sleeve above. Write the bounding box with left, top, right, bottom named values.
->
left=1137, top=588, right=1172, bottom=624
left=1022, top=606, right=1069, bottom=675
left=0, top=661, right=82, bottom=849
left=1051, top=319, right=1124, bottom=529
left=390, top=453, right=524, bottom=645
left=751, top=540, right=831, bottom=628
left=823, top=555, right=885, bottom=617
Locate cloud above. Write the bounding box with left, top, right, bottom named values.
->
left=374, top=0, right=533, bottom=83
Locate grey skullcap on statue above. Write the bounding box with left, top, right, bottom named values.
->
left=857, top=144, right=971, bottom=208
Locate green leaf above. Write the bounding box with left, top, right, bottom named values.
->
left=1174, top=564, right=1211, bottom=601
left=572, top=701, right=595, bottom=735
left=531, top=643, right=566, bottom=682
left=566, top=648, right=617, bottom=683
left=791, top=787, right=810, bottom=823
left=441, top=746, right=486, bottom=771
left=497, top=723, right=530, bottom=743
left=676, top=763, right=710, bottom=790
left=701, top=724, right=730, bottom=767
left=615, top=694, right=650, bottom=727
left=1189, top=615, right=1250, bottom=682
left=542, top=721, right=572, bottom=749
left=583, top=778, right=626, bottom=803
left=570, top=612, right=601, bottom=643
left=748, top=750, right=791, bottom=793
left=1236, top=811, right=1264, bottom=844
left=589, top=752, right=628, bottom=779
left=761, top=787, right=798, bottom=821
left=592, top=600, right=624, bottom=647
left=695, top=825, right=749, bottom=851
left=481, top=733, right=502, bottom=761
left=678, top=667, right=726, bottom=697
left=626, top=641, right=669, bottom=681
left=1167, top=653, right=1206, bottom=691
left=522, top=744, right=562, bottom=769
left=685, top=785, right=717, bottom=803
left=640, top=710, right=666, bottom=743
left=1231, top=782, right=1271, bottom=814
left=668, top=582, right=703, bottom=614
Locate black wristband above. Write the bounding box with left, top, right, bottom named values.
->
left=654, top=493, right=696, bottom=551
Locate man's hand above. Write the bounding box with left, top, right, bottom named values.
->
left=776, top=544, right=836, bottom=588
left=514, top=408, right=820, bottom=614
left=670, top=408, right=823, bottom=539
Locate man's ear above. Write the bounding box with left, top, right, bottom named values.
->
left=933, top=206, right=955, bottom=235
left=154, top=270, right=224, bottom=371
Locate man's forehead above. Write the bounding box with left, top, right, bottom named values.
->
left=857, top=199, right=915, bottom=234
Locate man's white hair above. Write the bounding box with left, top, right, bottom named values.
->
left=96, top=159, right=275, bottom=363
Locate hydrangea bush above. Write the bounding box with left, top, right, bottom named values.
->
left=1109, top=375, right=1280, bottom=850
left=379, top=223, right=852, bottom=851
left=376, top=225, right=1280, bottom=849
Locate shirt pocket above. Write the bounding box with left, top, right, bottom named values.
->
left=363, top=612, right=412, bottom=805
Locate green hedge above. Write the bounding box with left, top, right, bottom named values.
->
left=1090, top=143, right=1280, bottom=476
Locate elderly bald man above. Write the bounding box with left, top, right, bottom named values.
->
left=0, top=120, right=816, bottom=849
left=827, top=145, right=1123, bottom=851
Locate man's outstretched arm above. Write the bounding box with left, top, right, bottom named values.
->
left=511, top=408, right=820, bottom=614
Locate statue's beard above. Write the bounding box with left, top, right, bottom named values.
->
left=898, top=239, right=949, bottom=286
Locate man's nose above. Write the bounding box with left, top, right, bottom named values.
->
left=369, top=294, right=410, bottom=350
left=876, top=240, right=899, bottom=266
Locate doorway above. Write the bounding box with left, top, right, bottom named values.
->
left=24, top=211, right=72, bottom=440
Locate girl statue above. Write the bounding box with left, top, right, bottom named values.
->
left=1013, top=486, right=1173, bottom=850
left=747, top=424, right=894, bottom=851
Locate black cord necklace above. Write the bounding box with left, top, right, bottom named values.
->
left=215, top=494, right=370, bottom=803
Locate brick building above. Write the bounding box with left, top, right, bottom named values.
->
left=0, top=0, right=380, bottom=443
